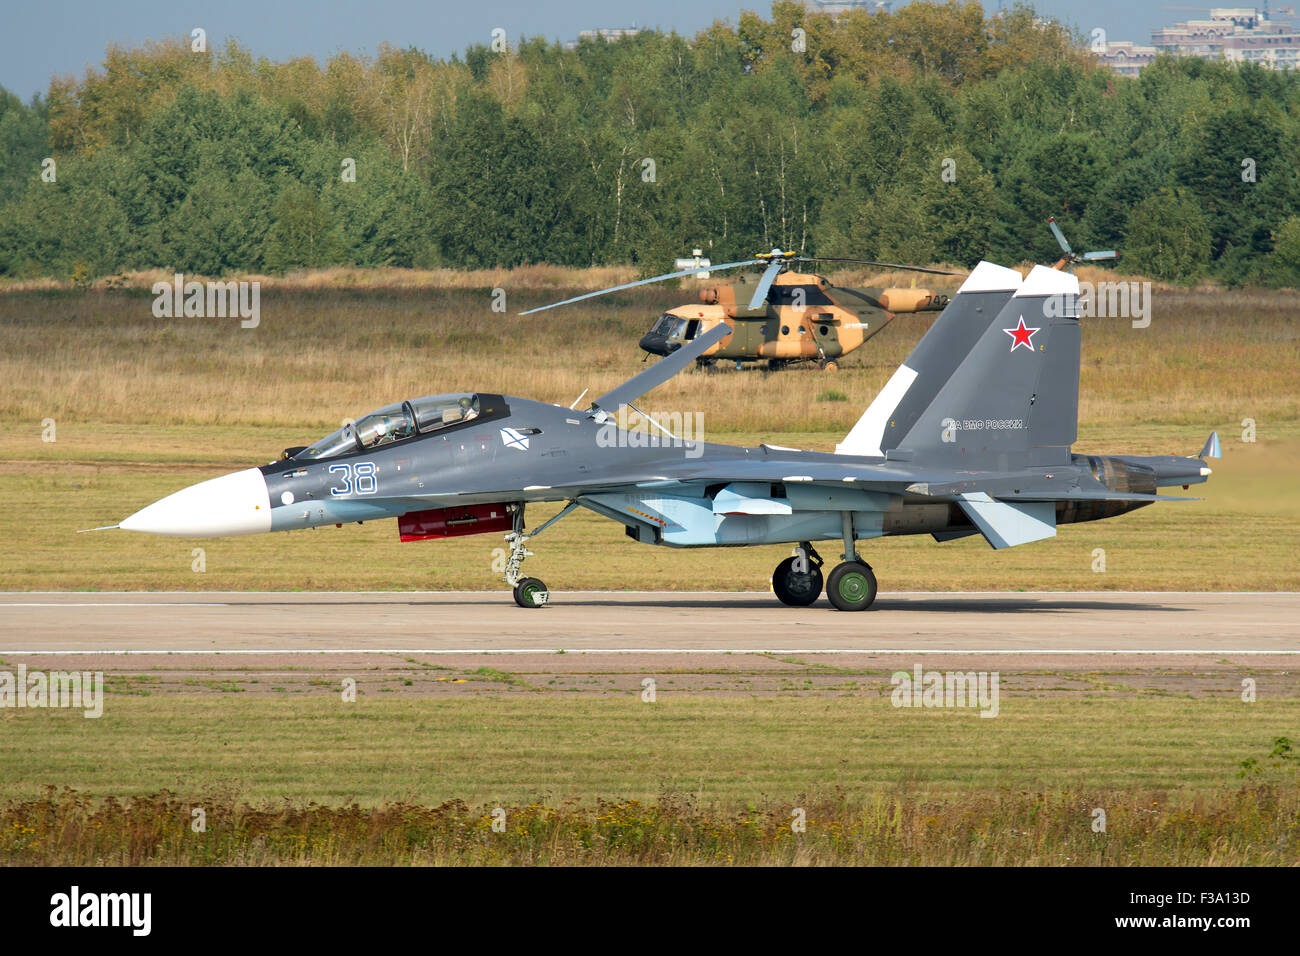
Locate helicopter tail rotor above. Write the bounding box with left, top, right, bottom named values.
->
left=1048, top=217, right=1116, bottom=272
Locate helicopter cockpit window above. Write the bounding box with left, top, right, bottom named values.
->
left=660, top=317, right=689, bottom=340
left=354, top=402, right=417, bottom=449
left=409, top=394, right=479, bottom=433
left=651, top=314, right=676, bottom=335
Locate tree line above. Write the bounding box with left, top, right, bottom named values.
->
left=2, top=0, right=1299, bottom=285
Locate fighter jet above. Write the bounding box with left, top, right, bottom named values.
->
left=109, top=262, right=1218, bottom=610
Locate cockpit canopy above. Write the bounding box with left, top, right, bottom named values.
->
left=650, top=312, right=690, bottom=339
left=296, top=394, right=480, bottom=460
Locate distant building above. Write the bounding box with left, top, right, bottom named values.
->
left=565, top=28, right=641, bottom=50
left=800, top=1, right=893, bottom=13
left=577, top=28, right=641, bottom=43
left=1099, top=7, right=1300, bottom=74
left=1098, top=40, right=1158, bottom=77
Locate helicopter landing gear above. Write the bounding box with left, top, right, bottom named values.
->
left=503, top=500, right=580, bottom=608
left=818, top=359, right=839, bottom=372
left=771, top=542, right=823, bottom=607
left=825, top=512, right=877, bottom=611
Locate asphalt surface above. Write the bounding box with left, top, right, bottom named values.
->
left=2, top=591, right=1297, bottom=653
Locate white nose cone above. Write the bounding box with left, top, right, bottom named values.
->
left=120, top=468, right=272, bottom=537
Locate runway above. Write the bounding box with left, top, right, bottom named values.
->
left=2, top=591, right=1298, bottom=654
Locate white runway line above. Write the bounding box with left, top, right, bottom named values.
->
left=2, top=648, right=1297, bottom=655
left=2, top=603, right=226, bottom=607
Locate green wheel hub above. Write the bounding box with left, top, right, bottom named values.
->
left=837, top=570, right=870, bottom=603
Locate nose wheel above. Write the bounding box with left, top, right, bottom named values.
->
left=512, top=576, right=549, bottom=609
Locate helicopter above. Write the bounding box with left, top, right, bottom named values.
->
left=523, top=250, right=960, bottom=371
left=520, top=220, right=1116, bottom=371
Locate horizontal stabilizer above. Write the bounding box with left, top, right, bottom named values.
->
left=956, top=493, right=1056, bottom=550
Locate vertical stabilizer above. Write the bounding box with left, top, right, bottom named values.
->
left=836, top=261, right=1023, bottom=456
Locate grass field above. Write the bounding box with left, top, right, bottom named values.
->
left=1, top=274, right=1297, bottom=591
left=0, top=694, right=1295, bottom=864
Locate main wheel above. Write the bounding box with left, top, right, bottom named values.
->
left=771, top=556, right=823, bottom=607
left=826, top=562, right=877, bottom=611
left=513, top=577, right=549, bottom=608
left=820, top=360, right=838, bottom=372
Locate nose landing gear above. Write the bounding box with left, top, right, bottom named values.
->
left=504, top=500, right=580, bottom=608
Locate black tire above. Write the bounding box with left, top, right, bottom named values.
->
left=826, top=562, right=877, bottom=611
left=513, top=577, right=548, bottom=608
left=772, top=556, right=823, bottom=607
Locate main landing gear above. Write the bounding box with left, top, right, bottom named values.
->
left=825, top=560, right=877, bottom=612
left=504, top=501, right=580, bottom=608
left=772, top=542, right=824, bottom=607
left=769, top=515, right=878, bottom=611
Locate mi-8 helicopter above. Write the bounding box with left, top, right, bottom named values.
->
left=521, top=220, right=1115, bottom=371
left=523, top=250, right=959, bottom=371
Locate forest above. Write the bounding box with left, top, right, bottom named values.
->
left=2, top=0, right=1299, bottom=284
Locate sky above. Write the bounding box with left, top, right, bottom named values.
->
left=0, top=0, right=1235, bottom=103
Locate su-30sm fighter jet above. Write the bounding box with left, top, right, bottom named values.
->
left=110, top=262, right=1218, bottom=610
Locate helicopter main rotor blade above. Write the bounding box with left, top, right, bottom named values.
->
left=746, top=258, right=785, bottom=311
left=794, top=257, right=967, bottom=277
left=518, top=258, right=765, bottom=315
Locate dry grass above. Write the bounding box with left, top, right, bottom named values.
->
left=1, top=693, right=1296, bottom=864
left=1, top=284, right=1296, bottom=436
left=0, top=264, right=644, bottom=294
left=3, top=785, right=1295, bottom=865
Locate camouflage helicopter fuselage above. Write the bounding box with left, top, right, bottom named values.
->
left=639, top=270, right=948, bottom=370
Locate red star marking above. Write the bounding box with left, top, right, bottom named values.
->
left=1003, top=316, right=1040, bottom=352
